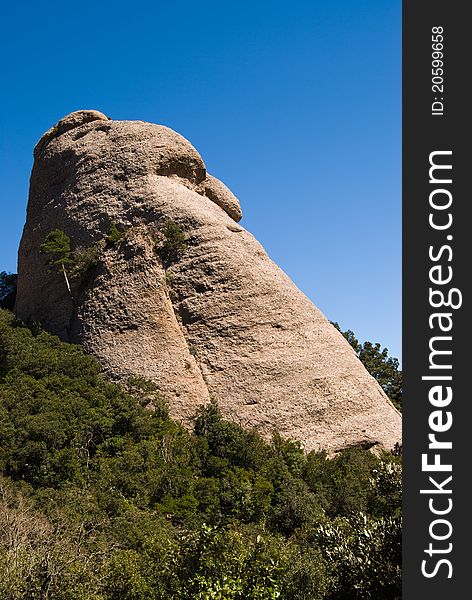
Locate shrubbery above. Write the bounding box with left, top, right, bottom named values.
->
left=106, top=222, right=124, bottom=247
left=40, top=229, right=101, bottom=296
left=0, top=272, right=17, bottom=303
left=160, top=220, right=187, bottom=265
left=0, top=309, right=401, bottom=598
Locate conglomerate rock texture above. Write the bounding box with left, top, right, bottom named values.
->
left=15, top=110, right=401, bottom=453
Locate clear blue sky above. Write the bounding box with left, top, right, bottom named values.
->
left=0, top=0, right=401, bottom=360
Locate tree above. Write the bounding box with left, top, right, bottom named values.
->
left=0, top=273, right=17, bottom=309
left=0, top=478, right=109, bottom=600
left=40, top=229, right=73, bottom=295
left=0, top=272, right=16, bottom=301
left=106, top=222, right=123, bottom=247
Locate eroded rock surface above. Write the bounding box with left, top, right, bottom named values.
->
left=15, top=110, right=401, bottom=453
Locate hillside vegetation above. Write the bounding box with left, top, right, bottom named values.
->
left=0, top=308, right=401, bottom=599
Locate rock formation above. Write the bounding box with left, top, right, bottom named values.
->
left=15, top=110, right=401, bottom=453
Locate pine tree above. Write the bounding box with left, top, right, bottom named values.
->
left=40, top=229, right=73, bottom=295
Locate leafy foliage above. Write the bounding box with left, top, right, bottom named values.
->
left=0, top=272, right=17, bottom=301
left=0, top=309, right=401, bottom=598
left=160, top=220, right=187, bottom=265
left=310, top=513, right=401, bottom=599
left=40, top=229, right=80, bottom=295
left=106, top=221, right=124, bottom=247
left=332, top=322, right=402, bottom=411
left=40, top=229, right=73, bottom=269
left=0, top=272, right=17, bottom=309
left=40, top=229, right=104, bottom=297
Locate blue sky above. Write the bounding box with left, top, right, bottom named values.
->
left=0, top=0, right=401, bottom=359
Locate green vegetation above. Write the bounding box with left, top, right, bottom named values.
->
left=161, top=220, right=187, bottom=265
left=106, top=222, right=124, bottom=247
left=0, top=308, right=401, bottom=599
left=0, top=272, right=17, bottom=309
left=40, top=229, right=102, bottom=296
left=0, top=272, right=17, bottom=301
left=70, top=244, right=101, bottom=278
left=40, top=229, right=74, bottom=294
left=164, top=270, right=175, bottom=287
left=332, top=322, right=402, bottom=412
left=40, top=222, right=189, bottom=298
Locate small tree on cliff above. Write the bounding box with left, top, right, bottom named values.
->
left=40, top=229, right=73, bottom=296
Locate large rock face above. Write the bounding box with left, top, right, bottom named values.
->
left=15, top=110, right=401, bottom=453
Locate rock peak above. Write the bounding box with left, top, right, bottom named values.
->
left=34, top=110, right=109, bottom=157
left=16, top=113, right=401, bottom=453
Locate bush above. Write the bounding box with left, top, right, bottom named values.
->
left=0, top=309, right=401, bottom=598
left=160, top=220, right=186, bottom=264
left=106, top=222, right=124, bottom=247
left=311, top=513, right=402, bottom=599
left=70, top=244, right=100, bottom=277
left=0, top=272, right=17, bottom=305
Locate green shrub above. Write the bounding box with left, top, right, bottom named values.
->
left=310, top=512, right=402, bottom=599
left=40, top=228, right=73, bottom=269
left=71, top=244, right=100, bottom=276
left=41, top=229, right=102, bottom=296
left=280, top=544, right=332, bottom=600
left=0, top=272, right=17, bottom=305
left=106, top=221, right=124, bottom=247
left=161, top=220, right=186, bottom=264
left=0, top=309, right=401, bottom=598
left=164, top=270, right=175, bottom=286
